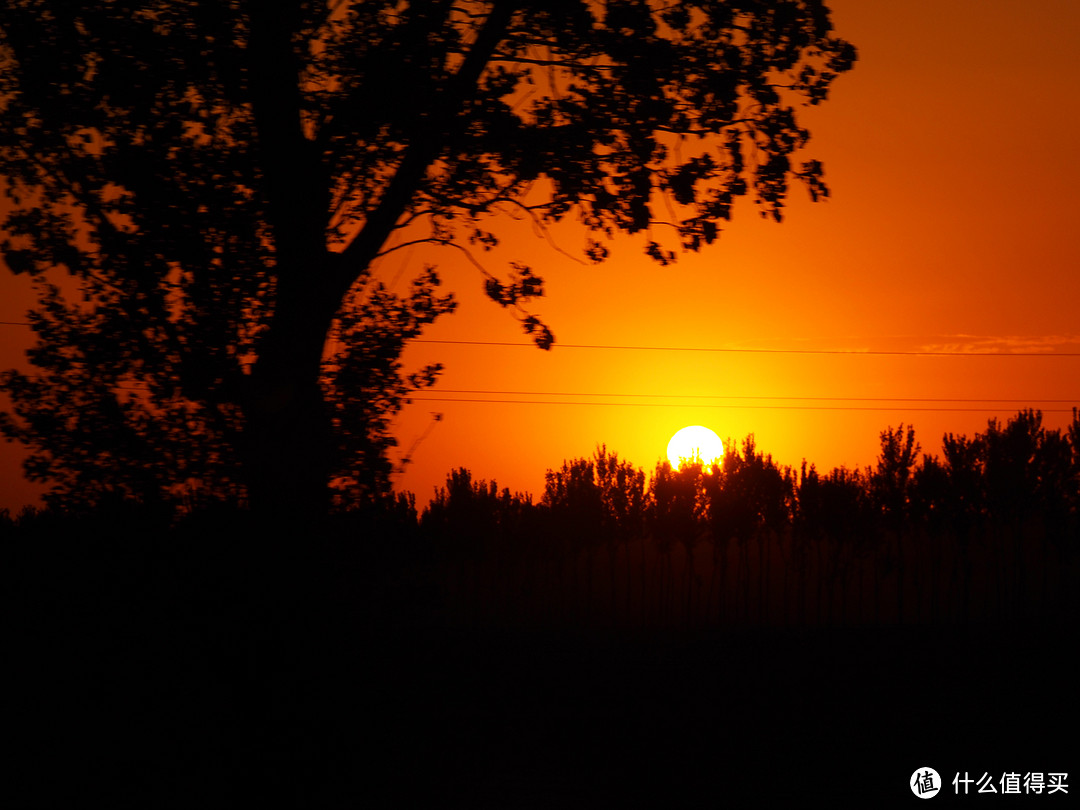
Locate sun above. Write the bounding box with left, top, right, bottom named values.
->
left=667, top=425, right=725, bottom=469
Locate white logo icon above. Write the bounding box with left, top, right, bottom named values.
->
left=911, top=767, right=941, bottom=798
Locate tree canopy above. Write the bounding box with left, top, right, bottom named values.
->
left=0, top=1, right=856, bottom=519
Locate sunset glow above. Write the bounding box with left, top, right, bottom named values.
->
left=667, top=425, right=724, bottom=470
left=1, top=0, right=1079, bottom=514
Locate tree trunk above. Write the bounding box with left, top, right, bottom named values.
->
left=244, top=2, right=339, bottom=526
left=239, top=2, right=516, bottom=526
left=245, top=301, right=336, bottom=524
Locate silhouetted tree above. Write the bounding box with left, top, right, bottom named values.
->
left=797, top=463, right=869, bottom=623
left=423, top=467, right=502, bottom=561
left=1062, top=412, right=1080, bottom=507
left=543, top=453, right=617, bottom=619
left=870, top=424, right=919, bottom=620
left=593, top=445, right=647, bottom=616
left=324, top=268, right=455, bottom=510
left=650, top=457, right=706, bottom=622
left=0, top=1, right=855, bottom=521
left=706, top=436, right=790, bottom=622
left=909, top=453, right=950, bottom=621
left=422, top=467, right=536, bottom=618
left=939, top=429, right=982, bottom=618
left=871, top=425, right=919, bottom=524
left=981, top=411, right=1033, bottom=522
left=701, top=460, right=734, bottom=622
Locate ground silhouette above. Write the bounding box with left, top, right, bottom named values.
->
left=8, top=409, right=1076, bottom=804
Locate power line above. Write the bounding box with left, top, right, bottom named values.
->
left=7, top=373, right=1076, bottom=411
left=431, top=389, right=1080, bottom=404
left=409, top=396, right=1078, bottom=414
left=413, top=339, right=1080, bottom=357
left=5, top=320, right=1078, bottom=357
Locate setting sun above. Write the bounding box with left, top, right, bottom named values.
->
left=667, top=425, right=725, bottom=469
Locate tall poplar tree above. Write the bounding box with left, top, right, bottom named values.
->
left=0, top=1, right=855, bottom=519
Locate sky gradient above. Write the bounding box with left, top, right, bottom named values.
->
left=2, top=0, right=1078, bottom=512
left=389, top=0, right=1080, bottom=503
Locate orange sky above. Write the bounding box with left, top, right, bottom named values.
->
left=2, top=0, right=1079, bottom=512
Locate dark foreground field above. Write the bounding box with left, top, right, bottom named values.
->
left=10, top=527, right=1075, bottom=807
left=341, top=623, right=1072, bottom=806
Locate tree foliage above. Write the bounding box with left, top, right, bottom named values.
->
left=0, top=1, right=856, bottom=516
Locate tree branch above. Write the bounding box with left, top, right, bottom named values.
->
left=336, top=1, right=517, bottom=298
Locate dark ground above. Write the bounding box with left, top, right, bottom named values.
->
left=9, top=532, right=1075, bottom=807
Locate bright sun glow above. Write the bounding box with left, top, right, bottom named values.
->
left=667, top=425, right=725, bottom=469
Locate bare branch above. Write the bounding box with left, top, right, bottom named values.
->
left=490, top=197, right=585, bottom=266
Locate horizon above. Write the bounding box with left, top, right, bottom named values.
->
left=3, top=0, right=1079, bottom=512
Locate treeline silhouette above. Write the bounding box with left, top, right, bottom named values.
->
left=414, top=408, right=1079, bottom=629
left=7, top=408, right=1074, bottom=633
